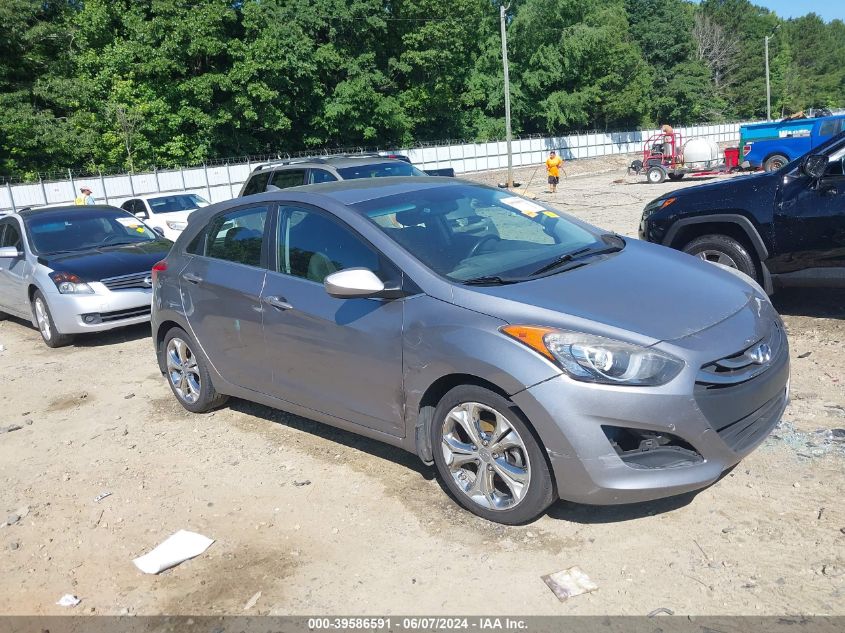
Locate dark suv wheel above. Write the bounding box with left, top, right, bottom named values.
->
left=682, top=234, right=760, bottom=282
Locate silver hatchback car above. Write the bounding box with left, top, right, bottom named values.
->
left=151, top=178, right=789, bottom=524
left=0, top=206, right=171, bottom=347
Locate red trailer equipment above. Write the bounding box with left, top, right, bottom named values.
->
left=628, top=131, right=728, bottom=183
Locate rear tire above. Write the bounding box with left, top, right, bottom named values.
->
left=32, top=290, right=72, bottom=348
left=763, top=154, right=788, bottom=172
left=667, top=172, right=685, bottom=181
left=431, top=385, right=555, bottom=525
left=161, top=327, right=228, bottom=413
left=682, top=234, right=760, bottom=283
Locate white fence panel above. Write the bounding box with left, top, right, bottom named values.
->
left=1, top=119, right=755, bottom=211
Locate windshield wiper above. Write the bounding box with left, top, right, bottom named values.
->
left=529, top=240, right=624, bottom=277
left=462, top=275, right=524, bottom=286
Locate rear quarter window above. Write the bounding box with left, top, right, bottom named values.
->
left=242, top=171, right=271, bottom=196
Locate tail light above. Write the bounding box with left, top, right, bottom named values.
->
left=743, top=144, right=752, bottom=154
left=151, top=260, right=167, bottom=283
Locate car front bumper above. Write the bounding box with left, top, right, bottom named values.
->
left=511, top=327, right=790, bottom=506
left=41, top=286, right=153, bottom=334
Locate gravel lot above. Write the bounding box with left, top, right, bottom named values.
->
left=1, top=157, right=844, bottom=616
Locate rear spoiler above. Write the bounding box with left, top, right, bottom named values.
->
left=424, top=168, right=455, bottom=177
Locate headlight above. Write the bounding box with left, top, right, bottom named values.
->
left=166, top=220, right=187, bottom=231
left=49, top=272, right=94, bottom=294
left=501, top=326, right=684, bottom=386
left=642, top=197, right=676, bottom=219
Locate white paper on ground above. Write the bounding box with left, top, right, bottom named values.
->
left=56, top=594, right=81, bottom=607
left=133, top=530, right=214, bottom=574
left=541, top=566, right=598, bottom=601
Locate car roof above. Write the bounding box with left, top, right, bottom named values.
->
left=254, top=155, right=408, bottom=171
left=127, top=192, right=204, bottom=200
left=287, top=176, right=467, bottom=205
left=18, top=204, right=127, bottom=218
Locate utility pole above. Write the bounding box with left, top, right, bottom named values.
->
left=765, top=35, right=771, bottom=121
left=500, top=4, right=513, bottom=188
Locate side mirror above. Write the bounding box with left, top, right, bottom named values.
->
left=134, top=211, right=149, bottom=220
left=152, top=226, right=165, bottom=237
left=802, top=154, right=828, bottom=180
left=0, top=246, right=23, bottom=258
left=324, top=268, right=385, bottom=299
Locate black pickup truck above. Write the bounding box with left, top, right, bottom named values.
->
left=639, top=132, right=845, bottom=294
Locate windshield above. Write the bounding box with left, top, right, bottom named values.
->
left=353, top=184, right=608, bottom=281
left=147, top=194, right=208, bottom=214
left=25, top=208, right=159, bottom=254
left=337, top=162, right=424, bottom=180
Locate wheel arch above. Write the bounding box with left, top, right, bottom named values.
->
left=154, top=319, right=186, bottom=373
left=663, top=214, right=769, bottom=261
left=413, top=372, right=560, bottom=500
left=414, top=373, right=511, bottom=465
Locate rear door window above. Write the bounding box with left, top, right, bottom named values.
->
left=199, top=206, right=270, bottom=267
left=270, top=169, right=307, bottom=189
left=242, top=171, right=271, bottom=196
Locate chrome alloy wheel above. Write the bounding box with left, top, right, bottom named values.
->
left=34, top=297, right=51, bottom=341
left=697, top=249, right=738, bottom=269
left=441, top=402, right=531, bottom=511
left=166, top=337, right=201, bottom=404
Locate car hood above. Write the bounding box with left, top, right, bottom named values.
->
left=450, top=239, right=759, bottom=345
left=37, top=240, right=172, bottom=282
left=663, top=170, right=777, bottom=204
left=151, top=210, right=194, bottom=224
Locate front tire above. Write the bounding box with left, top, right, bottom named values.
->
left=32, top=290, right=72, bottom=348
left=162, top=327, right=228, bottom=413
left=682, top=234, right=760, bottom=282
left=431, top=385, right=555, bottom=525
left=647, top=166, right=667, bottom=184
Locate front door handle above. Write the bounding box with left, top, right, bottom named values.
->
left=264, top=295, right=293, bottom=311
left=182, top=272, right=203, bottom=284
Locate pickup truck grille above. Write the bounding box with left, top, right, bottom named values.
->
left=101, top=272, right=153, bottom=291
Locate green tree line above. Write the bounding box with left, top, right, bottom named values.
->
left=1, top=0, right=843, bottom=178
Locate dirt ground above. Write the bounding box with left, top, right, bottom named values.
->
left=1, top=157, right=844, bottom=617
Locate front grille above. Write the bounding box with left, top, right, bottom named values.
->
left=101, top=272, right=152, bottom=291
left=694, top=321, right=789, bottom=454
left=696, top=323, right=786, bottom=388
left=100, top=306, right=151, bottom=322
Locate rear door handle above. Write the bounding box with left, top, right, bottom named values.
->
left=264, top=295, right=293, bottom=311
left=182, top=272, right=203, bottom=284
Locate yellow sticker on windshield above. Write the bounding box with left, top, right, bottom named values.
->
left=542, top=210, right=559, bottom=218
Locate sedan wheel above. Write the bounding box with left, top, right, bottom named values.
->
left=34, top=297, right=52, bottom=341
left=31, top=290, right=72, bottom=348
left=166, top=337, right=202, bottom=404
left=441, top=402, right=531, bottom=511
left=432, top=385, right=555, bottom=524
left=161, top=326, right=228, bottom=413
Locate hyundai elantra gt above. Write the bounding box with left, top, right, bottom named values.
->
left=151, top=177, right=789, bottom=524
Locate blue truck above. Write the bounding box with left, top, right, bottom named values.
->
left=740, top=114, right=845, bottom=172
